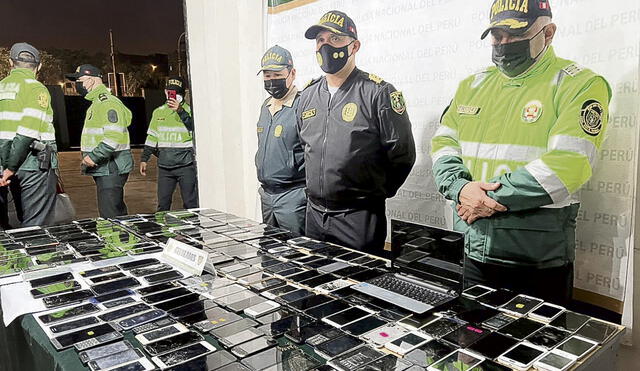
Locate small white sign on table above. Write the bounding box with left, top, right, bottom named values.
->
left=162, top=238, right=209, bottom=276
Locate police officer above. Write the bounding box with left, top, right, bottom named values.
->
left=0, top=42, right=58, bottom=227
left=298, top=11, right=416, bottom=256
left=431, top=0, right=611, bottom=305
left=140, top=77, right=199, bottom=211
left=255, top=45, right=306, bottom=235
left=66, top=64, right=133, bottom=218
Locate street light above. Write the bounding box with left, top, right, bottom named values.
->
left=151, top=64, right=158, bottom=72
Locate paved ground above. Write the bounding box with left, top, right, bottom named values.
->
left=58, top=149, right=183, bottom=219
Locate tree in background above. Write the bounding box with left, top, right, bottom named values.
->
left=0, top=47, right=65, bottom=85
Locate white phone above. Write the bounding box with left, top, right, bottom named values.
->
left=553, top=335, right=598, bottom=360
left=322, top=306, right=374, bottom=329
left=528, top=302, right=565, bottom=322
left=533, top=350, right=576, bottom=371
left=498, top=342, right=547, bottom=371
left=151, top=341, right=216, bottom=369
left=361, top=324, right=408, bottom=347
left=383, top=330, right=432, bottom=355
left=500, top=294, right=544, bottom=317
left=315, top=279, right=353, bottom=294
left=134, top=323, right=189, bottom=345
left=244, top=300, right=280, bottom=318
left=427, top=349, right=484, bottom=371
left=461, top=285, right=495, bottom=299
left=101, top=358, right=155, bottom=371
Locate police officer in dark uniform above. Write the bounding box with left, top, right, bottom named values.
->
left=255, top=45, right=306, bottom=235
left=297, top=11, right=416, bottom=256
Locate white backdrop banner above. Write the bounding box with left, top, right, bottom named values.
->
left=266, top=0, right=639, bottom=318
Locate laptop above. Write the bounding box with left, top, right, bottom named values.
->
left=352, top=220, right=464, bottom=314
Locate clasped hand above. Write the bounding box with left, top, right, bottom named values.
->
left=457, top=181, right=507, bottom=224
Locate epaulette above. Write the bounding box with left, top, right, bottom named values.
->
left=562, top=63, right=585, bottom=77
left=368, top=73, right=384, bottom=84
left=304, top=77, right=322, bottom=89
left=98, top=93, right=109, bottom=102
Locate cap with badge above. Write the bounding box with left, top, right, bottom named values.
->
left=65, top=64, right=103, bottom=80
left=166, top=76, right=186, bottom=94
left=10, top=42, right=41, bottom=64
left=257, top=45, right=294, bottom=75
left=481, top=0, right=552, bottom=40
left=305, top=10, right=358, bottom=40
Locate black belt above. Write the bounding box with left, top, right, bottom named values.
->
left=261, top=181, right=305, bottom=194
left=308, top=196, right=385, bottom=212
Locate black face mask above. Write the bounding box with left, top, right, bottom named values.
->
left=75, top=81, right=89, bottom=97
left=264, top=76, right=289, bottom=99
left=492, top=28, right=545, bottom=78
left=316, top=41, right=354, bottom=74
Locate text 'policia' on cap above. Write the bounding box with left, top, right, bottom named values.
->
left=481, top=0, right=552, bottom=40
left=305, top=10, right=358, bottom=40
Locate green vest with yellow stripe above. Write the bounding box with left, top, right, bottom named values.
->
left=431, top=47, right=611, bottom=268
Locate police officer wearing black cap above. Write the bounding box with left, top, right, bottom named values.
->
left=255, top=45, right=306, bottom=235
left=140, top=76, right=199, bottom=211
left=66, top=64, right=133, bottom=218
left=297, top=11, right=416, bottom=256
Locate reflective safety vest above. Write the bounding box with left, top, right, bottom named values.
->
left=142, top=103, right=194, bottom=168
left=431, top=47, right=611, bottom=268
left=81, top=84, right=133, bottom=176
left=0, top=68, right=58, bottom=171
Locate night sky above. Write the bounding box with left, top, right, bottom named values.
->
left=0, top=0, right=185, bottom=55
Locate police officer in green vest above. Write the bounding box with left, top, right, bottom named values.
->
left=255, top=45, right=306, bottom=235
left=0, top=42, right=58, bottom=227
left=66, top=64, right=133, bottom=218
left=140, top=77, right=199, bottom=211
left=431, top=0, right=611, bottom=305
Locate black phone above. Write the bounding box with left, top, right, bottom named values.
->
left=136, top=282, right=177, bottom=296
left=288, top=294, right=333, bottom=311
left=314, top=334, right=363, bottom=359
left=29, top=272, right=74, bottom=288
left=98, top=303, right=150, bottom=322
left=404, top=340, right=456, bottom=368
left=342, top=315, right=387, bottom=336
left=42, top=290, right=94, bottom=309
left=499, top=317, right=545, bottom=340
left=304, top=300, right=350, bottom=320
left=39, top=303, right=99, bottom=324
left=91, top=277, right=140, bottom=296
left=143, top=331, right=203, bottom=356
left=467, top=331, right=519, bottom=359
left=549, top=311, right=590, bottom=332
left=442, top=324, right=490, bottom=348
left=284, top=321, right=334, bottom=344
left=144, top=270, right=184, bottom=285
left=51, top=323, right=119, bottom=349
left=49, top=316, right=99, bottom=334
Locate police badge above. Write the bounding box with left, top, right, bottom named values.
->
left=390, top=91, right=406, bottom=115
left=580, top=100, right=604, bottom=136
left=522, top=100, right=543, bottom=123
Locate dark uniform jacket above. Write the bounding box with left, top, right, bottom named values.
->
left=296, top=68, right=416, bottom=210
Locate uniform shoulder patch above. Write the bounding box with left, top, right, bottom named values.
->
left=304, top=77, right=322, bottom=89
left=390, top=91, right=406, bottom=115
left=107, top=109, right=119, bottom=123
left=98, top=93, right=109, bottom=102
left=580, top=100, right=604, bottom=136
left=368, top=73, right=384, bottom=84
left=562, top=63, right=584, bottom=77
left=37, top=91, right=49, bottom=108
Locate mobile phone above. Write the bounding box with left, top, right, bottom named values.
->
left=258, top=314, right=313, bottom=338
left=462, top=285, right=496, bottom=299
left=250, top=278, right=285, bottom=292
left=482, top=312, right=516, bottom=330
left=210, top=318, right=259, bottom=340
left=144, top=270, right=184, bottom=285
left=208, top=283, right=247, bottom=298
left=135, top=323, right=189, bottom=345
left=118, top=309, right=166, bottom=330
left=497, top=342, right=546, bottom=371
left=79, top=266, right=119, bottom=278
left=178, top=350, right=237, bottom=371
left=143, top=331, right=204, bottom=356
left=304, top=299, right=350, bottom=320
left=549, top=311, right=590, bottom=332
left=118, top=258, right=160, bottom=270
left=421, top=317, right=464, bottom=339
left=91, top=277, right=140, bottom=296
left=166, top=90, right=177, bottom=100
left=219, top=328, right=263, bottom=348
left=329, top=345, right=384, bottom=370
left=230, top=336, right=276, bottom=358
left=98, top=303, right=150, bottom=322
left=323, top=306, right=374, bottom=328
left=385, top=330, right=432, bottom=355
left=499, top=317, right=545, bottom=340
left=227, top=267, right=263, bottom=280
left=362, top=324, right=408, bottom=347
left=441, top=324, right=489, bottom=348
left=342, top=316, right=387, bottom=337
left=141, top=287, right=191, bottom=304
left=316, top=279, right=353, bottom=294
left=29, top=272, right=74, bottom=288
left=39, top=303, right=99, bottom=324
left=287, top=294, right=332, bottom=312
left=215, top=290, right=258, bottom=307
left=284, top=321, right=333, bottom=344
left=575, top=319, right=618, bottom=344
left=241, top=346, right=321, bottom=371
left=51, top=323, right=120, bottom=350
left=151, top=341, right=216, bottom=369
left=31, top=280, right=81, bottom=298
left=466, top=331, right=519, bottom=360
left=78, top=340, right=132, bottom=364
left=299, top=273, right=340, bottom=288
left=43, top=290, right=94, bottom=309
left=136, top=282, right=177, bottom=296
left=255, top=308, right=294, bottom=325
left=87, top=272, right=126, bottom=284
left=428, top=349, right=484, bottom=371
left=103, top=358, right=155, bottom=371
left=305, top=327, right=345, bottom=347
left=262, top=284, right=299, bottom=300
left=104, top=296, right=136, bottom=308
left=244, top=300, right=280, bottom=318
left=227, top=295, right=268, bottom=313
left=471, top=360, right=512, bottom=370
left=359, top=353, right=412, bottom=371
left=129, top=264, right=172, bottom=277
left=49, top=316, right=99, bottom=334
left=527, top=326, right=572, bottom=349
left=404, top=339, right=456, bottom=368
left=169, top=299, right=218, bottom=320
left=191, top=307, right=243, bottom=332
left=554, top=335, right=598, bottom=360
left=154, top=293, right=203, bottom=312
left=528, top=303, right=565, bottom=322
left=277, top=288, right=314, bottom=304
left=314, top=334, right=364, bottom=360
left=533, top=350, right=577, bottom=371
left=500, top=294, right=543, bottom=317
left=477, top=288, right=517, bottom=308
left=87, top=348, right=144, bottom=371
